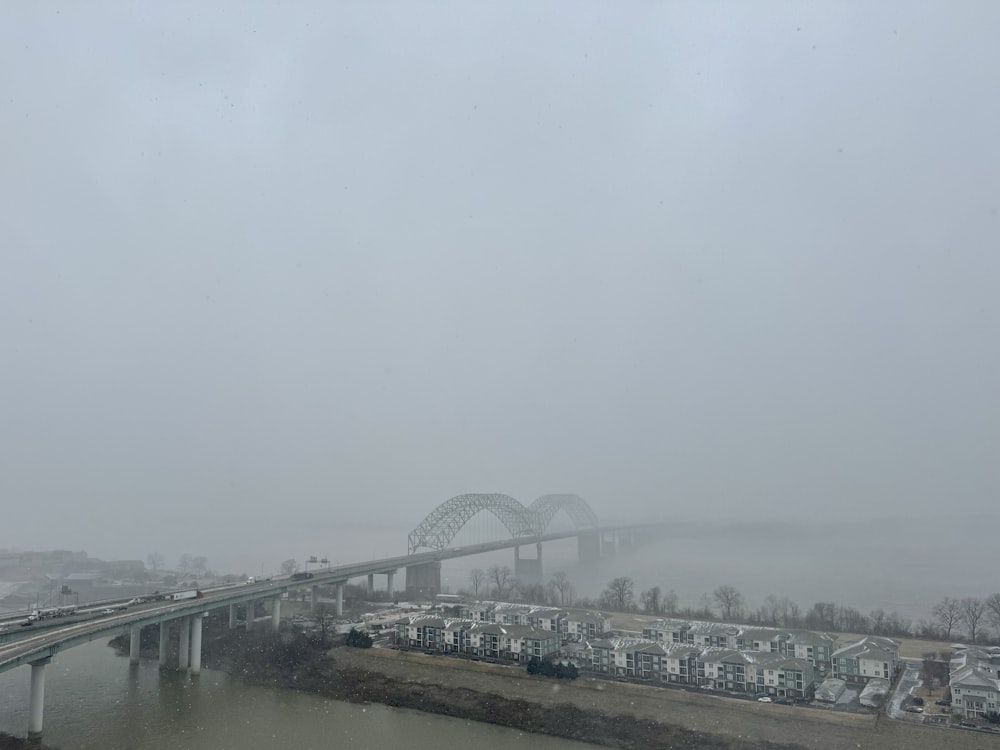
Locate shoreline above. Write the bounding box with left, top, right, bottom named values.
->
left=109, top=626, right=803, bottom=749
left=110, top=627, right=981, bottom=750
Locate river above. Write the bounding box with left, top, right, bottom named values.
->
left=0, top=640, right=593, bottom=749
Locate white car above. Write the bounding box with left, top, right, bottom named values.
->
left=757, top=696, right=773, bottom=703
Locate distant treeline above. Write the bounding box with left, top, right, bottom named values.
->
left=461, top=567, right=1000, bottom=644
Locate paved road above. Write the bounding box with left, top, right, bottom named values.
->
left=887, top=658, right=921, bottom=721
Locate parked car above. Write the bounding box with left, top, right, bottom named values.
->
left=905, top=706, right=924, bottom=713
left=957, top=721, right=977, bottom=728
left=757, top=696, right=773, bottom=703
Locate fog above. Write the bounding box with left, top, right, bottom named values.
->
left=2, top=2, right=998, bottom=594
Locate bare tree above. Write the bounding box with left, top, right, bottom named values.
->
left=146, top=552, right=164, bottom=572
left=279, top=558, right=299, bottom=576
left=488, top=565, right=512, bottom=597
left=713, top=585, right=744, bottom=620
left=468, top=568, right=487, bottom=599
left=640, top=586, right=662, bottom=615
left=663, top=589, right=678, bottom=616
left=760, top=594, right=781, bottom=626
left=602, top=576, right=635, bottom=611
left=313, top=604, right=337, bottom=647
left=984, top=593, right=1000, bottom=637
left=549, top=571, right=574, bottom=606
left=960, top=597, right=986, bottom=643
left=932, top=597, right=962, bottom=640
left=782, top=598, right=801, bottom=628
left=519, top=582, right=546, bottom=604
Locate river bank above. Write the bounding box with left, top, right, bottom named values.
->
left=195, top=629, right=803, bottom=750
left=0, top=732, right=56, bottom=749
left=111, top=625, right=982, bottom=750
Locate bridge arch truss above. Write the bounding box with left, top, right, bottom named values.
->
left=407, top=493, right=599, bottom=554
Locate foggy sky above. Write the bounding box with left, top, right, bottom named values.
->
left=2, top=2, right=998, bottom=576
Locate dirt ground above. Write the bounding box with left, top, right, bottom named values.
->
left=338, top=648, right=991, bottom=750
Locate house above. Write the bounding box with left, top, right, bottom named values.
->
left=831, top=636, right=898, bottom=683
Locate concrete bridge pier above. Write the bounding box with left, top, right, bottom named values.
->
left=310, top=585, right=318, bottom=613
left=272, top=596, right=282, bottom=632
left=335, top=583, right=344, bottom=616
left=159, top=621, right=169, bottom=667
left=27, top=657, right=50, bottom=739
left=129, top=625, right=141, bottom=665
left=405, top=561, right=441, bottom=597
left=599, top=531, right=618, bottom=556
left=229, top=603, right=238, bottom=629
left=178, top=616, right=190, bottom=670
left=386, top=571, right=395, bottom=600
left=367, top=573, right=374, bottom=593
left=245, top=600, right=255, bottom=631
left=513, top=544, right=542, bottom=585
left=577, top=531, right=601, bottom=562
left=189, top=615, right=203, bottom=675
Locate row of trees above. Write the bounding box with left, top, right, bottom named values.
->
left=467, top=566, right=577, bottom=607
left=462, top=569, right=1000, bottom=645
left=929, top=595, right=1000, bottom=644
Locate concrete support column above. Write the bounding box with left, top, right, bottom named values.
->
left=387, top=571, right=395, bottom=600
left=245, top=600, right=254, bottom=631
left=28, top=658, right=50, bottom=739
left=536, top=542, right=543, bottom=578
left=335, top=583, right=344, bottom=617
left=310, top=585, right=318, bottom=613
left=129, top=625, right=142, bottom=665
left=159, top=621, right=169, bottom=667
left=229, top=603, right=237, bottom=629
left=178, top=616, right=190, bottom=670
left=272, top=596, right=281, bottom=632
left=189, top=615, right=203, bottom=675
left=367, top=573, right=374, bottom=593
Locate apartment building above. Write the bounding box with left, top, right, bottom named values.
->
left=467, top=623, right=560, bottom=662
left=565, top=610, right=613, bottom=641
left=831, top=636, right=899, bottom=683
left=949, top=646, right=1000, bottom=720
left=641, top=619, right=835, bottom=667
left=460, top=601, right=566, bottom=631
left=395, top=613, right=559, bottom=663
left=588, top=637, right=817, bottom=697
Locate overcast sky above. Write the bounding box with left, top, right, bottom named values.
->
left=2, top=2, right=998, bottom=574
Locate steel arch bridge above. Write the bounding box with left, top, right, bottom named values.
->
left=407, top=493, right=599, bottom=554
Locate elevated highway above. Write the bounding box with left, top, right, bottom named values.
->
left=1, top=492, right=665, bottom=740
